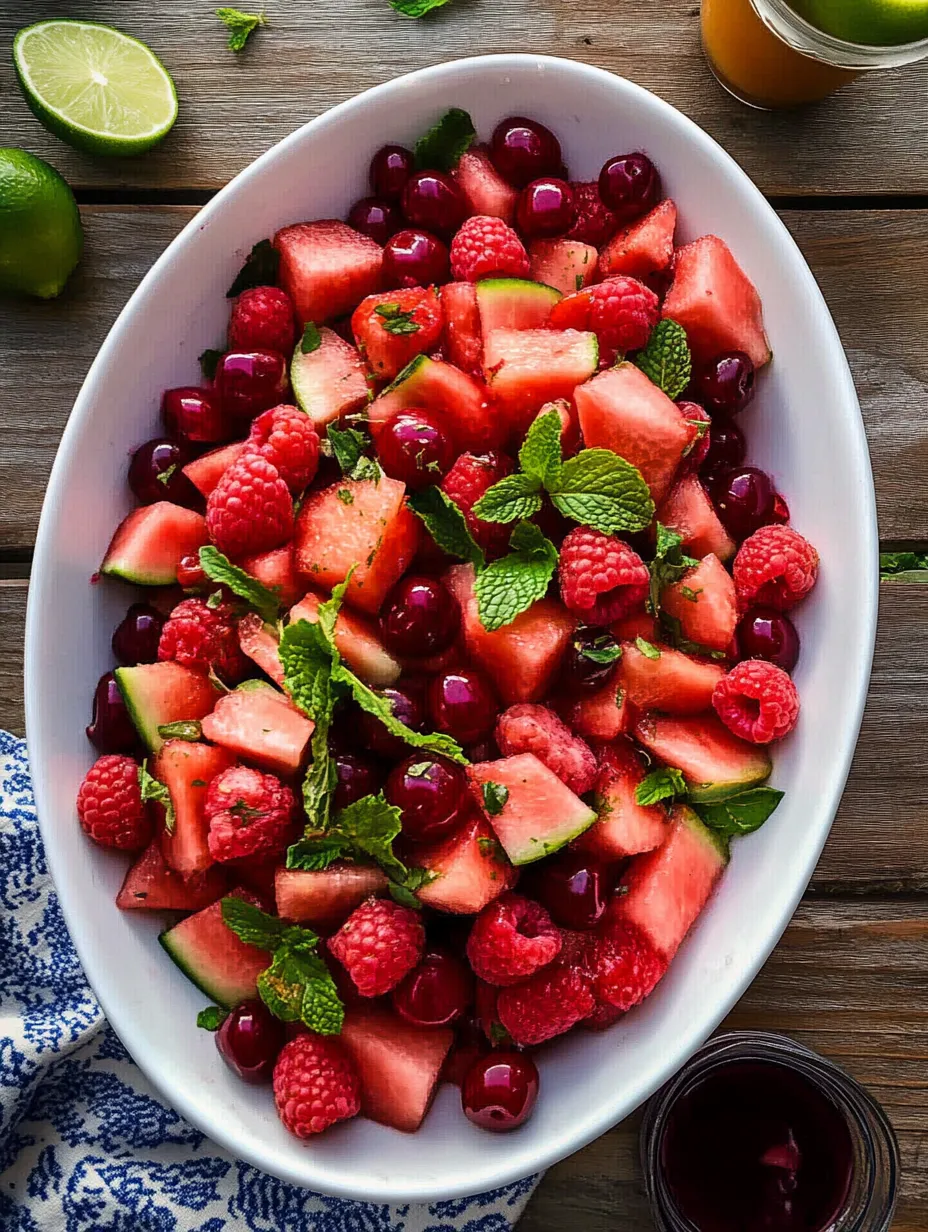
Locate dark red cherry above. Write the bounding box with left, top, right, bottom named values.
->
left=597, top=152, right=661, bottom=222
left=515, top=177, right=575, bottom=238
left=112, top=603, right=164, bottom=666
left=86, top=671, right=138, bottom=753
left=464, top=737, right=500, bottom=764
left=382, top=229, right=450, bottom=289
left=127, top=438, right=199, bottom=508
left=462, top=1051, right=540, bottom=1130
left=377, top=409, right=456, bottom=490
left=215, top=998, right=285, bottom=1084
left=560, top=627, right=621, bottom=693
left=357, top=686, right=426, bottom=759
left=701, top=418, right=746, bottom=478
left=709, top=466, right=776, bottom=541
left=392, top=947, right=474, bottom=1027
left=490, top=117, right=563, bottom=188
left=333, top=752, right=384, bottom=811
left=735, top=607, right=800, bottom=673
left=530, top=851, right=610, bottom=930
left=369, top=144, right=415, bottom=202
left=214, top=350, right=288, bottom=420
left=379, top=575, right=460, bottom=657
left=401, top=170, right=467, bottom=235
left=696, top=351, right=756, bottom=416
left=384, top=755, right=467, bottom=844
left=428, top=668, right=499, bottom=744
left=347, top=196, right=402, bottom=246
left=161, top=386, right=229, bottom=444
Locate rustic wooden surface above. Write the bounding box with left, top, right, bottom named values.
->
left=1, top=3, right=926, bottom=1227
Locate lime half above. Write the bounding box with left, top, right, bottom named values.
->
left=796, top=0, right=928, bottom=45
left=0, top=148, right=82, bottom=298
left=13, top=20, right=178, bottom=157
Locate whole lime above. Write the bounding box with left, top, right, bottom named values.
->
left=0, top=148, right=82, bottom=299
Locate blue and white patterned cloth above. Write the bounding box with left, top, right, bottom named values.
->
left=0, top=732, right=541, bottom=1230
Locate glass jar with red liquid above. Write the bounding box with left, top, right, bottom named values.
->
left=641, top=1032, right=899, bottom=1232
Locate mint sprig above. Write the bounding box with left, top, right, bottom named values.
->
left=408, top=486, right=486, bottom=569
left=138, top=761, right=175, bottom=834
left=413, top=107, right=475, bottom=170
left=388, top=0, right=450, bottom=16
left=157, top=720, right=202, bottom=742
left=635, top=767, right=686, bottom=807
left=473, top=521, right=558, bottom=632
left=199, top=546, right=281, bottom=623
left=227, top=238, right=278, bottom=297
left=196, top=1006, right=229, bottom=1031
left=634, top=320, right=692, bottom=400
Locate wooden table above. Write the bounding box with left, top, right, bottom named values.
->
left=2, top=4, right=927, bottom=1227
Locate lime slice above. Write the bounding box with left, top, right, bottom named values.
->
left=13, top=20, right=178, bottom=157
left=0, top=148, right=82, bottom=298
left=794, top=0, right=928, bottom=45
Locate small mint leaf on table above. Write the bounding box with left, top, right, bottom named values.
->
left=518, top=407, right=564, bottom=489
left=471, top=472, right=543, bottom=524
left=301, top=322, right=322, bottom=354
left=408, top=486, right=486, bottom=570
left=220, top=896, right=289, bottom=950
left=691, top=787, right=784, bottom=843
left=635, top=767, right=686, bottom=807
left=548, top=449, right=654, bottom=535
left=474, top=521, right=558, bottom=633
left=196, top=1006, right=228, bottom=1031
left=635, top=636, right=662, bottom=660
left=198, top=349, right=223, bottom=381
left=634, top=319, right=692, bottom=401
left=389, top=0, right=451, bottom=15
left=413, top=108, right=475, bottom=171
left=138, top=761, right=175, bottom=834
left=199, top=546, right=281, bottom=624
left=480, top=781, right=509, bottom=816
left=216, top=7, right=266, bottom=53
left=227, top=238, right=279, bottom=297
left=157, top=720, right=202, bottom=742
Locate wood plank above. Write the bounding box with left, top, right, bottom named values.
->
left=0, top=206, right=926, bottom=550
left=522, top=898, right=928, bottom=1232
left=1, top=4, right=927, bottom=195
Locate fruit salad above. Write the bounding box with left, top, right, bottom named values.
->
left=78, top=109, right=819, bottom=1140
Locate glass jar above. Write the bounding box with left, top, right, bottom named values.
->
left=702, top=0, right=928, bottom=108
left=641, top=1031, right=900, bottom=1232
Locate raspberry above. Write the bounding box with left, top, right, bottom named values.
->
left=558, top=526, right=650, bottom=624
left=585, top=919, right=667, bottom=1010
left=205, top=764, right=297, bottom=861
left=582, top=1000, right=626, bottom=1031
left=450, top=215, right=530, bottom=283
left=228, top=285, right=297, bottom=355
left=587, top=276, right=660, bottom=353
left=564, top=182, right=619, bottom=248
left=273, top=1034, right=361, bottom=1138
left=466, top=893, right=562, bottom=986
left=243, top=404, right=319, bottom=494
left=733, top=525, right=819, bottom=612
left=329, top=896, right=425, bottom=997
left=441, top=451, right=515, bottom=560
left=206, top=452, right=293, bottom=560
left=157, top=597, right=248, bottom=683
left=76, top=755, right=151, bottom=850
left=496, top=962, right=595, bottom=1046
left=495, top=704, right=597, bottom=795
left=712, top=659, right=800, bottom=744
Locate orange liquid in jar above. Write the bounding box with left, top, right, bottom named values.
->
left=701, top=0, right=861, bottom=107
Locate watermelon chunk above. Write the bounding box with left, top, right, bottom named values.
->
left=634, top=713, right=772, bottom=802
left=618, top=642, right=726, bottom=715
left=240, top=545, right=303, bottom=608
left=200, top=681, right=314, bottom=775
left=294, top=475, right=420, bottom=615
left=183, top=442, right=244, bottom=497
left=484, top=328, right=598, bottom=437
left=159, top=888, right=270, bottom=1007
left=616, top=805, right=728, bottom=958
left=662, top=554, right=737, bottom=652
left=450, top=147, right=518, bottom=223
left=663, top=235, right=771, bottom=368
left=598, top=200, right=677, bottom=281
left=115, top=663, right=218, bottom=753
left=352, top=287, right=443, bottom=380
left=101, top=503, right=208, bottom=586
left=529, top=239, right=599, bottom=297
left=440, top=282, right=483, bottom=378
left=576, top=739, right=668, bottom=859
left=273, top=220, right=382, bottom=324
left=476, top=278, right=561, bottom=335
left=611, top=611, right=660, bottom=643
left=289, top=327, right=369, bottom=429
left=369, top=355, right=498, bottom=453
left=340, top=1006, right=454, bottom=1132
left=417, top=815, right=516, bottom=913
left=117, top=840, right=227, bottom=911
left=574, top=363, right=695, bottom=505
left=467, top=753, right=597, bottom=865
left=564, top=674, right=629, bottom=742
left=444, top=564, right=575, bottom=704
left=657, top=474, right=737, bottom=562
left=237, top=613, right=285, bottom=685
left=153, top=739, right=235, bottom=876
left=290, top=591, right=401, bottom=687
left=275, top=863, right=388, bottom=930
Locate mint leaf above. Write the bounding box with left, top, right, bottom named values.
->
left=692, top=787, right=784, bottom=841
left=474, top=521, right=558, bottom=632
left=227, top=238, right=279, bottom=297
left=577, top=633, right=623, bottom=666
left=480, top=781, right=509, bottom=816
left=157, top=720, right=202, bottom=742
left=389, top=0, right=450, bottom=14
left=138, top=761, right=175, bottom=835
left=880, top=551, right=928, bottom=581
left=471, top=472, right=543, bottom=524
left=221, top=896, right=288, bottom=950
left=408, top=486, right=486, bottom=570
left=216, top=7, right=266, bottom=52
left=635, top=767, right=686, bottom=807
left=199, top=348, right=223, bottom=381
left=258, top=947, right=344, bottom=1036
left=341, top=670, right=467, bottom=763
left=196, top=1006, right=228, bottom=1031
left=199, top=546, right=281, bottom=623
left=327, top=424, right=371, bottom=477
left=332, top=792, right=406, bottom=881
left=286, top=832, right=352, bottom=871
left=648, top=522, right=699, bottom=618
left=279, top=613, right=339, bottom=829
left=549, top=449, right=654, bottom=535
left=635, top=636, right=662, bottom=660
left=518, top=407, right=564, bottom=488
left=301, top=322, right=322, bottom=354
left=634, top=321, right=692, bottom=400
left=414, top=108, right=475, bottom=171
left=374, top=303, right=421, bottom=335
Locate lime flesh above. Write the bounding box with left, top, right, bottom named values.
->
left=794, top=0, right=928, bottom=45
left=0, top=148, right=82, bottom=299
left=13, top=20, right=178, bottom=156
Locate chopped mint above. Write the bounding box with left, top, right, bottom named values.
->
left=196, top=1006, right=228, bottom=1031
left=157, top=720, right=202, bottom=742
left=647, top=522, right=699, bottom=620
left=156, top=464, right=176, bottom=487
left=138, top=761, right=175, bottom=834
left=635, top=767, right=686, bottom=807
left=216, top=7, right=266, bottom=53
left=575, top=274, right=584, bottom=291
left=635, top=636, right=662, bottom=660
left=301, top=321, right=322, bottom=354
left=692, top=787, right=784, bottom=845
left=227, top=238, right=279, bottom=298
left=374, top=303, right=421, bottom=335
left=474, top=521, right=558, bottom=632
left=413, top=107, right=475, bottom=170
left=205, top=589, right=223, bottom=609
left=327, top=424, right=372, bottom=478
left=337, top=488, right=354, bottom=505
left=199, top=546, right=280, bottom=624
left=480, top=781, right=509, bottom=816
left=578, top=634, right=622, bottom=666
left=198, top=348, right=223, bottom=381
left=408, top=486, right=486, bottom=570
left=634, top=319, right=692, bottom=401
left=680, top=586, right=702, bottom=602
left=405, top=761, right=434, bottom=778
